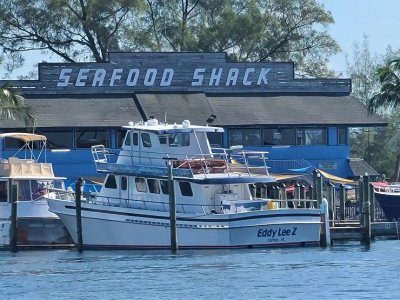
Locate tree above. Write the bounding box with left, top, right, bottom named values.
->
left=346, top=35, right=381, bottom=106
left=145, top=0, right=340, bottom=77
left=0, top=0, right=339, bottom=77
left=368, top=58, right=400, bottom=114
left=0, top=83, right=35, bottom=127
left=0, top=0, right=146, bottom=65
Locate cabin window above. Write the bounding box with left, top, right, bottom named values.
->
left=135, top=177, right=147, bottom=192
left=148, top=179, right=160, bottom=194
left=179, top=181, right=193, bottom=197
left=141, top=133, right=152, bottom=147
left=159, top=135, right=167, bottom=145
left=121, top=176, right=127, bottom=190
left=133, top=132, right=138, bottom=145
left=160, top=180, right=169, bottom=194
left=105, top=175, right=117, bottom=189
left=169, top=133, right=190, bottom=147
left=207, top=132, right=223, bottom=147
left=0, top=181, right=7, bottom=202
left=15, top=180, right=31, bottom=201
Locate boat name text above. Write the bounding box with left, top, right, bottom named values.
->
left=257, top=227, right=297, bottom=238
left=56, top=67, right=272, bottom=88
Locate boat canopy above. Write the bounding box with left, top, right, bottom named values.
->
left=0, top=132, right=47, bottom=142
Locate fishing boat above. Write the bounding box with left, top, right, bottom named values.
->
left=0, top=133, right=72, bottom=248
left=47, top=118, right=323, bottom=249
left=373, top=182, right=400, bottom=221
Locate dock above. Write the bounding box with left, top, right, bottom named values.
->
left=330, top=221, right=400, bottom=242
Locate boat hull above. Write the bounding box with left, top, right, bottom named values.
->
left=374, top=191, right=400, bottom=221
left=48, top=199, right=322, bottom=249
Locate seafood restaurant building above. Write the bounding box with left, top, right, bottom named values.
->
left=0, top=52, right=385, bottom=182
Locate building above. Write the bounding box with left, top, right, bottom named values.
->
left=0, top=52, right=385, bottom=184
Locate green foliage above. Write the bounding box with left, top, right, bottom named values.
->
left=0, top=0, right=339, bottom=77
left=0, top=83, right=35, bottom=127
left=368, top=59, right=400, bottom=114
left=350, top=112, right=400, bottom=179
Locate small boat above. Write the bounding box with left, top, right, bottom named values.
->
left=374, top=182, right=400, bottom=221
left=47, top=119, right=322, bottom=249
left=0, top=133, right=73, bottom=248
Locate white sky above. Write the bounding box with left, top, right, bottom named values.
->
left=2, top=0, right=400, bottom=79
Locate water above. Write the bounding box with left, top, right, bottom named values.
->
left=0, top=239, right=399, bottom=300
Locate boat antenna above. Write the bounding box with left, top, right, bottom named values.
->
left=165, top=112, right=167, bottom=123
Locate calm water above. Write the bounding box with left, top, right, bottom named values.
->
left=0, top=239, right=399, bottom=300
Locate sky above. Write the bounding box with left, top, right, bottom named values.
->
left=2, top=0, right=400, bottom=79
left=318, top=0, right=400, bottom=77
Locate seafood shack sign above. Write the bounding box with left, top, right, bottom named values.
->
left=8, top=52, right=351, bottom=95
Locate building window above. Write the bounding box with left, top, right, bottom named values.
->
left=105, top=175, right=117, bottom=189
left=169, top=133, right=190, bottom=147
left=263, top=128, right=295, bottom=146
left=121, top=176, right=127, bottom=190
left=229, top=128, right=261, bottom=146
left=38, top=130, right=74, bottom=149
left=160, top=180, right=169, bottom=194
left=148, top=179, right=160, bottom=194
left=338, top=127, right=346, bottom=145
left=135, top=177, right=147, bottom=192
left=141, top=133, right=152, bottom=147
left=296, top=128, right=327, bottom=145
left=76, top=130, right=109, bottom=148
left=179, top=181, right=193, bottom=197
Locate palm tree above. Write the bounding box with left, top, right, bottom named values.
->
left=368, top=59, right=400, bottom=114
left=0, top=83, right=35, bottom=127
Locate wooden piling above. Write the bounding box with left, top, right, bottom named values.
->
left=9, top=183, right=18, bottom=252
left=327, top=182, right=335, bottom=225
left=313, top=170, right=323, bottom=208
left=167, top=160, right=178, bottom=253
left=75, top=177, right=84, bottom=252
left=361, top=175, right=371, bottom=244
left=339, top=184, right=346, bottom=221
left=369, top=183, right=375, bottom=222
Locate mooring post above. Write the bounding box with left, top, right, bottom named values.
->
left=320, top=198, right=331, bottom=247
left=9, top=183, right=18, bottom=252
left=313, top=171, right=323, bottom=208
left=75, top=177, right=85, bottom=252
left=327, top=181, right=335, bottom=225
left=167, top=160, right=178, bottom=253
left=369, top=183, right=375, bottom=222
left=362, top=175, right=371, bottom=244
left=339, top=184, right=346, bottom=221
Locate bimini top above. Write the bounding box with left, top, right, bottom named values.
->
left=0, top=132, right=47, bottom=142
left=122, top=119, right=224, bottom=134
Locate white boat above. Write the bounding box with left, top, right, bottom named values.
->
left=0, top=133, right=72, bottom=248
left=47, top=119, right=322, bottom=249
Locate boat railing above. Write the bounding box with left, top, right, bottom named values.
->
left=91, top=145, right=271, bottom=178
left=374, top=185, right=400, bottom=194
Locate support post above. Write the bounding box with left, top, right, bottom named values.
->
left=313, top=171, right=322, bottom=208
left=339, top=184, right=346, bottom=221
left=167, top=160, right=178, bottom=253
left=361, top=175, right=371, bottom=244
left=9, top=183, right=18, bottom=252
left=327, top=182, right=335, bottom=225
left=369, top=183, right=375, bottom=222
left=75, top=177, right=84, bottom=252
left=279, top=183, right=287, bottom=208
